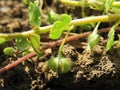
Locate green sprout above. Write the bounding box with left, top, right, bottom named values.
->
left=48, top=14, right=72, bottom=73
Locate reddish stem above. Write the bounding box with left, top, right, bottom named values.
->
left=0, top=27, right=120, bottom=73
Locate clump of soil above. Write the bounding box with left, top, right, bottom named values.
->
left=1, top=0, right=120, bottom=90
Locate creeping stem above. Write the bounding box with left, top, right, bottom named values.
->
left=59, top=0, right=120, bottom=7
left=0, top=14, right=120, bottom=39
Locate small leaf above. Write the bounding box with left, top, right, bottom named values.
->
left=87, top=32, right=100, bottom=51
left=16, top=37, right=30, bottom=51
left=105, top=0, right=114, bottom=13
left=3, top=47, right=15, bottom=56
left=87, top=0, right=104, bottom=10
left=49, top=14, right=72, bottom=39
left=61, top=14, right=72, bottom=26
left=29, top=33, right=40, bottom=54
left=106, top=28, right=115, bottom=51
left=0, top=38, right=6, bottom=44
left=29, top=0, right=41, bottom=27
left=49, top=21, right=63, bottom=39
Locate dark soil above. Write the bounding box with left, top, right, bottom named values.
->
left=0, top=0, right=120, bottom=90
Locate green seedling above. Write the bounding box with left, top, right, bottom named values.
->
left=48, top=14, right=72, bottom=73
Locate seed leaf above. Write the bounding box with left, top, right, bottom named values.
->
left=49, top=14, right=71, bottom=39
left=29, top=0, right=41, bottom=27
left=106, top=28, right=115, bottom=51
left=29, top=33, right=40, bottom=54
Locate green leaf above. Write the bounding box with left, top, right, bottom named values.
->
left=29, top=0, right=41, bottom=27
left=106, top=28, right=115, bottom=51
left=49, top=21, right=63, bottom=39
left=16, top=37, right=30, bottom=51
left=29, top=33, right=40, bottom=54
left=87, top=0, right=104, bottom=10
left=49, top=14, right=72, bottom=39
left=0, top=38, right=6, bottom=44
left=105, top=0, right=114, bottom=13
left=61, top=14, right=72, bottom=26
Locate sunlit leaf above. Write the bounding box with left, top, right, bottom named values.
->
left=49, top=14, right=72, bottom=39
left=106, top=28, right=115, bottom=51
left=29, top=0, right=41, bottom=27
left=0, top=38, right=6, bottom=44
left=49, top=21, right=63, bottom=39
left=16, top=37, right=30, bottom=51
left=87, top=0, right=104, bottom=10
left=61, top=14, right=72, bottom=26
left=105, top=0, right=114, bottom=13
left=29, top=33, right=40, bottom=54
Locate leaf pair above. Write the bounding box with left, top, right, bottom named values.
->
left=49, top=14, right=72, bottom=39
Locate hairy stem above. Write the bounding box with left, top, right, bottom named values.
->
left=1, top=14, right=120, bottom=39
left=59, top=0, right=120, bottom=7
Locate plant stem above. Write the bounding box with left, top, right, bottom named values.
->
left=0, top=14, right=120, bottom=39
left=1, top=27, right=120, bottom=73
left=58, top=30, right=71, bottom=58
left=59, top=0, right=120, bottom=7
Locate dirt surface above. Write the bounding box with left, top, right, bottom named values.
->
left=0, top=0, right=120, bottom=90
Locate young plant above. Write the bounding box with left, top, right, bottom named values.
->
left=48, top=14, right=72, bottom=73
